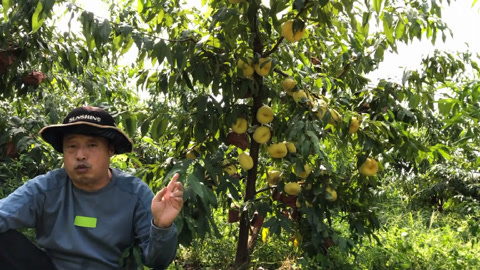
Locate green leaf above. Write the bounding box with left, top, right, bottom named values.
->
left=288, top=120, right=305, bottom=138
left=187, top=173, right=204, bottom=199
left=85, top=34, right=96, bottom=51
left=432, top=145, right=451, bottom=160
left=395, top=20, right=405, bottom=39
left=410, top=22, right=422, bottom=41
left=293, top=0, right=306, bottom=11
left=156, top=9, right=164, bottom=24
left=120, top=35, right=134, bottom=54
left=2, top=0, right=13, bottom=11
left=120, top=25, right=132, bottom=36
left=408, top=94, right=421, bottom=108
left=299, top=139, right=311, bottom=158
left=319, top=0, right=329, bottom=7
left=373, top=0, right=383, bottom=14
left=211, top=6, right=227, bottom=26
left=137, top=0, right=144, bottom=13
left=382, top=13, right=394, bottom=43
left=437, top=98, right=456, bottom=116
left=159, top=74, right=169, bottom=94
left=175, top=44, right=185, bottom=69
left=140, top=117, right=152, bottom=137
left=305, top=130, right=321, bottom=155
left=151, top=116, right=169, bottom=141
left=31, top=1, right=45, bottom=33
left=43, top=0, right=55, bottom=11
left=124, top=115, right=137, bottom=138
left=153, top=40, right=167, bottom=64
left=112, top=35, right=123, bottom=54
left=68, top=51, right=77, bottom=71
left=183, top=71, right=193, bottom=90
left=362, top=12, right=370, bottom=27
left=98, top=19, right=112, bottom=43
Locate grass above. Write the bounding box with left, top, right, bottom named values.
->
left=169, top=213, right=299, bottom=270
left=173, top=186, right=480, bottom=270
left=353, top=211, right=480, bottom=270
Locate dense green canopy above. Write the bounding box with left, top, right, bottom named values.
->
left=1, top=0, right=479, bottom=268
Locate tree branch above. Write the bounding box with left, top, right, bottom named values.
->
left=263, top=37, right=284, bottom=57
left=263, top=1, right=314, bottom=57
left=273, top=68, right=289, bottom=77
left=255, top=186, right=275, bottom=195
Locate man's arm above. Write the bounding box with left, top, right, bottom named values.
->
left=134, top=180, right=180, bottom=269
left=0, top=178, right=44, bottom=232
left=142, top=221, right=178, bottom=268
left=133, top=201, right=178, bottom=268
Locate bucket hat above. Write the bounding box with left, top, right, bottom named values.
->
left=39, top=106, right=133, bottom=154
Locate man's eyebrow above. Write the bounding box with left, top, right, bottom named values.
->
left=63, top=135, right=76, bottom=141
left=63, top=135, right=100, bottom=143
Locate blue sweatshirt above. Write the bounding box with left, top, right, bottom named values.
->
left=0, top=168, right=178, bottom=269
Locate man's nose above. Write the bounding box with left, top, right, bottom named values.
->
left=76, top=145, right=87, bottom=160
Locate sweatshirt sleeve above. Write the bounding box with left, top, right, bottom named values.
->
left=143, top=221, right=178, bottom=268
left=0, top=178, right=44, bottom=232
left=134, top=187, right=178, bottom=269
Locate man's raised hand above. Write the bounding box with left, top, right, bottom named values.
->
left=151, top=173, right=183, bottom=228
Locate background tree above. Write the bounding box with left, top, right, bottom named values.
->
left=1, top=0, right=479, bottom=269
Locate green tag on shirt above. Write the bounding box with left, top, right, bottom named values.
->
left=74, top=216, right=97, bottom=228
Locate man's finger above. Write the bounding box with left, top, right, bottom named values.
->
left=174, top=182, right=183, bottom=192
left=153, top=187, right=167, bottom=201
left=174, top=189, right=183, bottom=197
left=167, top=173, right=180, bottom=191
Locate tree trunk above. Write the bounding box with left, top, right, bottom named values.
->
left=233, top=95, right=262, bottom=269
left=234, top=2, right=264, bottom=268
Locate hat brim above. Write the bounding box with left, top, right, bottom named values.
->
left=39, top=122, right=133, bottom=154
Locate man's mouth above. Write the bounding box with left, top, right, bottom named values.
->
left=75, top=164, right=90, bottom=172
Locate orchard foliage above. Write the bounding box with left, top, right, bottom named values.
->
left=1, top=0, right=480, bottom=268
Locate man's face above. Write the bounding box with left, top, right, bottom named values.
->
left=63, top=134, right=114, bottom=191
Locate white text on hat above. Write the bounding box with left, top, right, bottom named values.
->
left=69, top=115, right=102, bottom=123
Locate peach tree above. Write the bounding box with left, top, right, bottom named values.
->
left=2, top=0, right=479, bottom=268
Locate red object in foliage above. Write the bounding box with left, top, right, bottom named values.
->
left=280, top=193, right=297, bottom=208
left=241, top=89, right=252, bottom=99
left=226, top=131, right=249, bottom=150
left=0, top=51, right=16, bottom=75
left=250, top=212, right=264, bottom=228
left=271, top=188, right=282, bottom=201
left=23, top=71, right=46, bottom=86
left=0, top=51, right=15, bottom=66
left=228, top=208, right=240, bottom=223
left=6, top=141, right=18, bottom=158
left=324, top=236, right=336, bottom=249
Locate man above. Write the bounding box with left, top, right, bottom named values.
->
left=0, top=106, right=183, bottom=269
